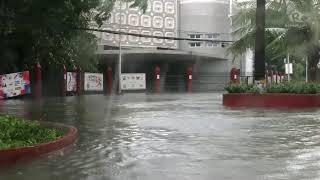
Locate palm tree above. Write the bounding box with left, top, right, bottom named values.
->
left=229, top=0, right=320, bottom=81
left=255, top=0, right=266, bottom=80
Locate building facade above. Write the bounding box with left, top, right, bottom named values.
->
left=96, top=0, right=239, bottom=92
left=179, top=0, right=232, bottom=59
left=97, top=0, right=179, bottom=49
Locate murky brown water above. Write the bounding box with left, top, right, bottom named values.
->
left=0, top=93, right=320, bottom=180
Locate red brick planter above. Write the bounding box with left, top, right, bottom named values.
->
left=223, top=93, right=320, bottom=108
left=0, top=122, right=78, bottom=165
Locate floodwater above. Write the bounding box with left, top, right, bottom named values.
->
left=0, top=93, right=320, bottom=180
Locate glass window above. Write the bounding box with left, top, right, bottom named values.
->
left=207, top=42, right=219, bottom=47
left=207, top=33, right=220, bottom=39
left=221, top=42, right=229, bottom=48
left=189, top=34, right=202, bottom=39
left=190, top=42, right=201, bottom=47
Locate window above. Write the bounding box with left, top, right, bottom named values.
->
left=207, top=33, right=220, bottom=39
left=190, top=42, right=201, bottom=47
left=189, top=34, right=202, bottom=39
left=221, top=42, right=229, bottom=48
left=207, top=42, right=219, bottom=47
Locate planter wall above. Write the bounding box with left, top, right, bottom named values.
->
left=223, top=93, right=320, bottom=108
left=0, top=122, right=78, bottom=165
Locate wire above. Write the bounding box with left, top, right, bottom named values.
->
left=77, top=27, right=234, bottom=43
left=103, top=23, right=231, bottom=35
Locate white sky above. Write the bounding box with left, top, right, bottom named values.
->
left=180, top=0, right=229, bottom=4
left=180, top=0, right=248, bottom=3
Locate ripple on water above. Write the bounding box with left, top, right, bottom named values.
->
left=0, top=93, right=320, bottom=180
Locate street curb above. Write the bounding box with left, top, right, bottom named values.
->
left=223, top=93, right=320, bottom=108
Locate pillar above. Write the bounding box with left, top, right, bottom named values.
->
left=106, top=66, right=113, bottom=94
left=62, top=65, right=67, bottom=97
left=34, top=62, right=42, bottom=99
left=76, top=67, right=82, bottom=96
left=186, top=66, right=193, bottom=93
left=154, top=66, right=161, bottom=93
left=230, top=67, right=239, bottom=84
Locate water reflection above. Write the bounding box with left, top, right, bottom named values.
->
left=0, top=93, right=320, bottom=180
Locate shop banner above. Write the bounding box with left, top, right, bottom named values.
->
left=67, top=72, right=77, bottom=92
left=84, top=73, right=104, bottom=91
left=0, top=71, right=31, bottom=99
left=121, top=73, right=146, bottom=90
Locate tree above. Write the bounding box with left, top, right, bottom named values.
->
left=255, top=0, right=266, bottom=80
left=0, top=0, right=147, bottom=73
left=229, top=0, right=320, bottom=81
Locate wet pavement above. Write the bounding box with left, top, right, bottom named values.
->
left=0, top=93, right=320, bottom=180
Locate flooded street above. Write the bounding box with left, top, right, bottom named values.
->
left=1, top=93, right=320, bottom=180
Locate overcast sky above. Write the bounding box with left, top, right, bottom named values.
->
left=180, top=0, right=248, bottom=3
left=180, top=0, right=229, bottom=3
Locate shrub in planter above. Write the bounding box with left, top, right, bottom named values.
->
left=225, top=82, right=320, bottom=94
left=225, top=84, right=260, bottom=93
left=266, top=82, right=320, bottom=94
left=0, top=115, right=63, bottom=149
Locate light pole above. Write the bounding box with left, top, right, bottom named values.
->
left=118, top=0, right=123, bottom=94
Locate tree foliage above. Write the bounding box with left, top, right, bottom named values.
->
left=0, top=0, right=147, bottom=73
left=229, top=0, right=320, bottom=81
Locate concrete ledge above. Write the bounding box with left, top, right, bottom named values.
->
left=223, top=93, right=320, bottom=108
left=0, top=122, right=78, bottom=165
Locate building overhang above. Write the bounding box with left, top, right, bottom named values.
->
left=96, top=49, right=229, bottom=63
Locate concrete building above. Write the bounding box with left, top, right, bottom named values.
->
left=96, top=0, right=179, bottom=49
left=96, top=0, right=239, bottom=92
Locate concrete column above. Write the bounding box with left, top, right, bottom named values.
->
left=106, top=66, right=113, bottom=94
left=34, top=62, right=42, bottom=99
left=186, top=66, right=193, bottom=93
left=154, top=66, right=161, bottom=93
left=76, top=67, right=82, bottom=96
left=62, top=65, right=67, bottom=97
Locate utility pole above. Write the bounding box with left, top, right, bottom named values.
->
left=118, top=0, right=123, bottom=94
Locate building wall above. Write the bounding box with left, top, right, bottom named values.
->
left=95, top=0, right=238, bottom=91
left=179, top=0, right=233, bottom=59
left=97, top=0, right=179, bottom=49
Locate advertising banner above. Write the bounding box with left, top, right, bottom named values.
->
left=67, top=72, right=77, bottom=92
left=84, top=73, right=104, bottom=91
left=0, top=71, right=31, bottom=99
left=121, top=73, right=146, bottom=90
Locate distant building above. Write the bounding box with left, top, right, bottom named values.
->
left=179, top=0, right=232, bottom=59
left=96, top=0, right=178, bottom=49
left=95, top=0, right=241, bottom=92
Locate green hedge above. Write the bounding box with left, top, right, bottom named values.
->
left=0, top=115, right=63, bottom=149
left=225, top=82, right=320, bottom=94
left=266, top=82, right=320, bottom=94
left=225, top=84, right=260, bottom=93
